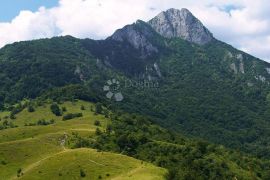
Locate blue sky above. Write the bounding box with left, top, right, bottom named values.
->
left=0, top=0, right=58, bottom=21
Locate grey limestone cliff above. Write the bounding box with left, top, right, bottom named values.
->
left=148, top=8, right=213, bottom=45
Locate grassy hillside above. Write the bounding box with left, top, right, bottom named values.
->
left=18, top=148, right=166, bottom=180
left=1, top=99, right=270, bottom=179
left=0, top=133, right=64, bottom=178
left=0, top=100, right=167, bottom=180
left=0, top=100, right=106, bottom=143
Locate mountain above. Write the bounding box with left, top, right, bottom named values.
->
left=1, top=8, right=270, bottom=179
left=148, top=8, right=213, bottom=45
left=82, top=20, right=165, bottom=75
left=110, top=20, right=159, bottom=57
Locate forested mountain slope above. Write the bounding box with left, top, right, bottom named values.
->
left=1, top=8, right=270, bottom=165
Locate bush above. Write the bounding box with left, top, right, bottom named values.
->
left=62, top=107, right=67, bottom=112
left=27, top=105, right=35, bottom=112
left=24, top=123, right=36, bottom=126
left=1, top=120, right=17, bottom=129
left=50, top=103, right=62, bottom=116
left=95, top=103, right=102, bottom=114
left=95, top=128, right=102, bottom=135
left=81, top=105, right=85, bottom=110
left=63, top=113, right=83, bottom=121
left=106, top=125, right=113, bottom=134
left=94, top=120, right=101, bottom=126
left=80, top=169, right=86, bottom=177
left=37, top=119, right=55, bottom=126
left=10, top=112, right=16, bottom=119
left=1, top=160, right=7, bottom=165
left=17, top=168, right=22, bottom=177
left=104, top=109, right=109, bottom=118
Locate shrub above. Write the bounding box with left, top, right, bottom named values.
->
left=17, top=168, right=22, bottom=177
left=95, top=103, right=102, bottom=114
left=10, top=112, right=16, bottom=119
left=63, top=113, right=83, bottom=121
left=62, top=107, right=67, bottom=112
left=106, top=125, right=112, bottom=134
left=81, top=105, right=85, bottom=110
left=1, top=160, right=7, bottom=165
left=1, top=120, right=17, bottom=129
left=50, top=103, right=62, bottom=116
left=37, top=119, right=55, bottom=126
left=94, top=120, right=101, bottom=126
left=27, top=105, right=35, bottom=112
left=80, top=169, right=86, bottom=177
left=24, top=123, right=36, bottom=126
left=104, top=109, right=109, bottom=118
left=95, top=128, right=102, bottom=135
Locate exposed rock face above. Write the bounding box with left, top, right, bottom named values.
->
left=239, top=59, right=245, bottom=74
left=110, top=20, right=158, bottom=57
left=266, top=68, right=270, bottom=74
left=148, top=8, right=213, bottom=45
left=74, top=65, right=84, bottom=81
left=227, top=51, right=233, bottom=58
left=255, top=75, right=266, bottom=82
left=236, top=54, right=245, bottom=74
left=230, top=63, right=238, bottom=74
left=154, top=63, right=162, bottom=77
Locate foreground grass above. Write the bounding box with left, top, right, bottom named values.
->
left=0, top=101, right=167, bottom=179
left=0, top=133, right=64, bottom=178
left=18, top=148, right=166, bottom=180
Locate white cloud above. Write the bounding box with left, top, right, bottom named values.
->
left=0, top=7, right=58, bottom=47
left=1, top=0, right=270, bottom=61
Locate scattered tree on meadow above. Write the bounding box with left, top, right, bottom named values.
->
left=81, top=105, right=85, bottom=110
left=94, top=120, right=101, bottom=126
left=95, top=103, right=102, bottom=114
left=62, top=106, right=67, bottom=112
left=50, top=103, right=62, bottom=116
left=80, top=169, right=86, bottom=177
left=27, top=105, right=35, bottom=112
left=95, top=128, right=102, bottom=135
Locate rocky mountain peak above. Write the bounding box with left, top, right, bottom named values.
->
left=109, top=20, right=158, bottom=58
left=148, top=8, right=213, bottom=45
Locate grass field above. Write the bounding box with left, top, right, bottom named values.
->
left=18, top=148, right=166, bottom=180
left=0, top=100, right=106, bottom=143
left=0, top=101, right=167, bottom=180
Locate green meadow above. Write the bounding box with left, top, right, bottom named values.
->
left=0, top=101, right=167, bottom=180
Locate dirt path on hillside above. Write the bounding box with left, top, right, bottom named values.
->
left=10, top=150, right=68, bottom=180
left=10, top=148, right=108, bottom=180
